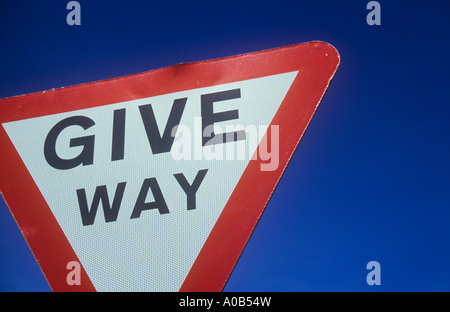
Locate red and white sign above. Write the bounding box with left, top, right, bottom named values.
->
left=0, top=41, right=339, bottom=291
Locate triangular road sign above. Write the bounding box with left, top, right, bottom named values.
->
left=0, top=41, right=339, bottom=292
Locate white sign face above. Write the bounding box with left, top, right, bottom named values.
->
left=3, top=71, right=297, bottom=291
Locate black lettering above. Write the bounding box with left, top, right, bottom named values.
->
left=111, top=108, right=126, bottom=161
left=174, top=169, right=208, bottom=210
left=44, top=116, right=95, bottom=170
left=201, top=89, right=245, bottom=146
left=76, top=182, right=126, bottom=226
left=139, top=98, right=187, bottom=154
left=131, top=177, right=169, bottom=218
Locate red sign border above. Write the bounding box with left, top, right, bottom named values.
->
left=0, top=41, right=339, bottom=291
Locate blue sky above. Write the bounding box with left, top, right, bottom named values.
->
left=0, top=0, right=449, bottom=291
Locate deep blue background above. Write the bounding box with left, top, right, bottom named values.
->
left=1, top=0, right=449, bottom=291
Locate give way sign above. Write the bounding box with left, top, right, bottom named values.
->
left=0, top=41, right=339, bottom=292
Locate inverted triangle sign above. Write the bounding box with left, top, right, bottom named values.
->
left=0, top=41, right=339, bottom=292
